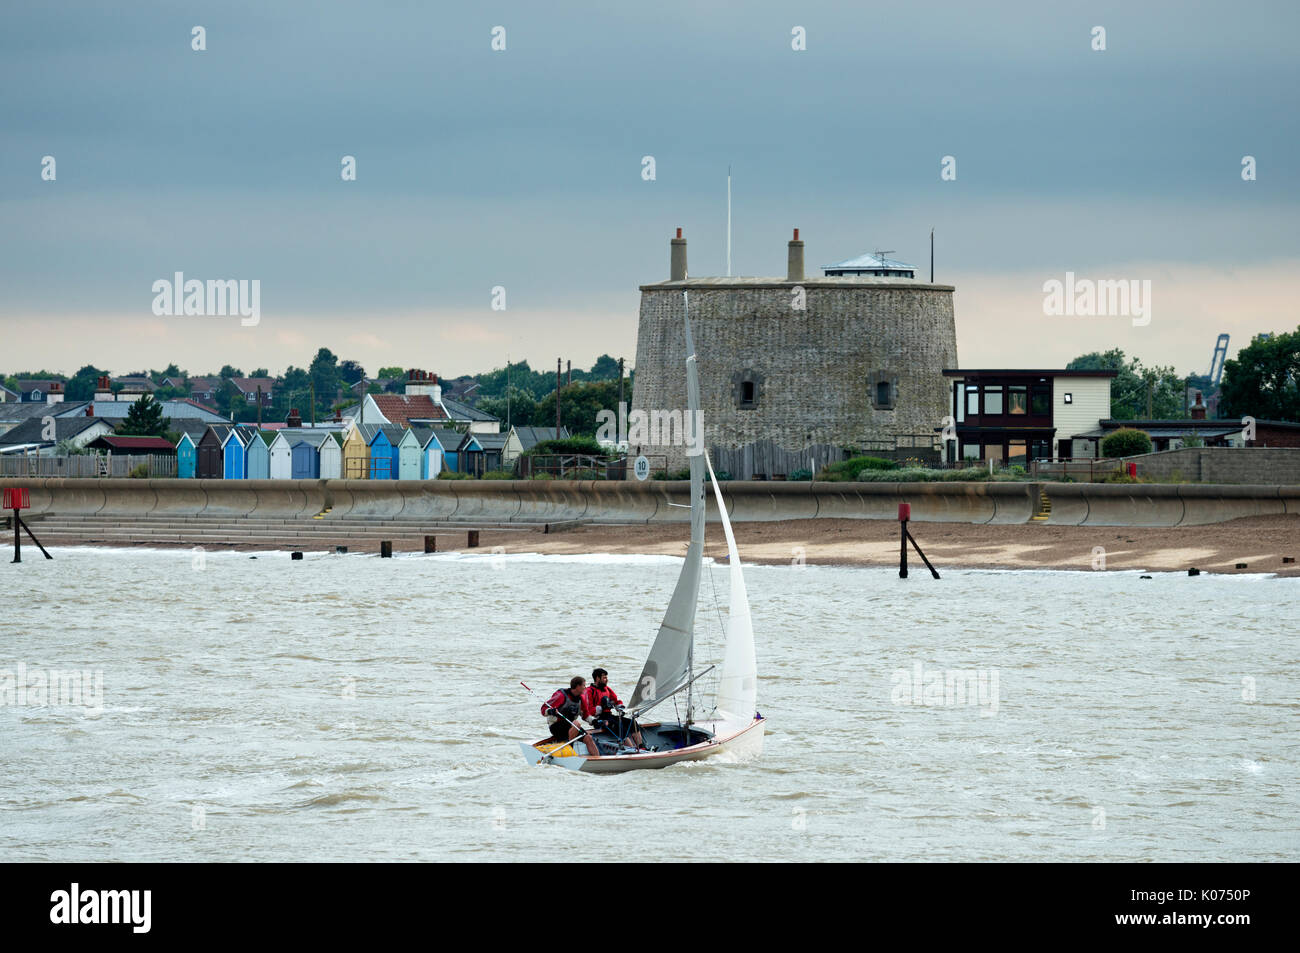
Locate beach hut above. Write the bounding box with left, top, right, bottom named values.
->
left=319, top=432, right=342, bottom=479
left=397, top=428, right=423, bottom=479
left=246, top=431, right=272, bottom=480
left=176, top=432, right=197, bottom=479
left=431, top=427, right=466, bottom=473
left=268, top=432, right=293, bottom=479
left=222, top=427, right=252, bottom=479
left=197, top=425, right=230, bottom=479
left=290, top=439, right=320, bottom=479
left=454, top=432, right=485, bottom=476
left=343, top=423, right=379, bottom=479
left=410, top=426, right=439, bottom=479
left=368, top=426, right=404, bottom=480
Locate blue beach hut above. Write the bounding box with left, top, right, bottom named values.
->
left=176, top=432, right=197, bottom=479
left=290, top=440, right=320, bottom=479
left=246, top=431, right=272, bottom=480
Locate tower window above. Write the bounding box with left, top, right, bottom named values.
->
left=869, top=371, right=897, bottom=410
left=742, top=381, right=756, bottom=405
left=876, top=381, right=890, bottom=406
left=732, top=369, right=764, bottom=409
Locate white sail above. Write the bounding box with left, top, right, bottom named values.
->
left=704, top=453, right=757, bottom=724
left=629, top=291, right=705, bottom=713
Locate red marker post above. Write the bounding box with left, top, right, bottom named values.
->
left=5, top=487, right=51, bottom=562
left=898, top=500, right=939, bottom=580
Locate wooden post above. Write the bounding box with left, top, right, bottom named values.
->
left=380, top=541, right=392, bottom=558
left=467, top=530, right=480, bottom=548
left=899, top=517, right=908, bottom=578
left=10, top=507, right=18, bottom=563
left=424, top=534, right=437, bottom=553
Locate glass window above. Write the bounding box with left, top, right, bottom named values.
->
left=965, top=385, right=979, bottom=416
left=961, top=442, right=981, bottom=460
left=983, top=386, right=1004, bottom=415
left=1063, top=392, right=1073, bottom=404
left=1007, top=441, right=1027, bottom=466
left=876, top=381, right=891, bottom=406
left=1008, top=386, right=1027, bottom=415
left=1031, top=388, right=1050, bottom=415
left=741, top=381, right=755, bottom=405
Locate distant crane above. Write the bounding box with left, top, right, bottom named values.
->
left=1208, top=333, right=1229, bottom=388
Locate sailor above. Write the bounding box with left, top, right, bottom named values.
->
left=583, top=668, right=644, bottom=750
left=541, top=676, right=599, bottom=756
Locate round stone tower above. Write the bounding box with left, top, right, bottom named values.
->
left=630, top=229, right=958, bottom=478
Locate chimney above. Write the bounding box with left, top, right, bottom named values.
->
left=86, top=403, right=94, bottom=417
left=431, top=373, right=442, bottom=405
left=787, top=228, right=804, bottom=282
left=47, top=381, right=64, bottom=404
left=1190, top=392, right=1207, bottom=420
left=94, top=375, right=113, bottom=401
left=670, top=227, right=687, bottom=281
left=407, top=369, right=441, bottom=400
left=287, top=408, right=303, bottom=428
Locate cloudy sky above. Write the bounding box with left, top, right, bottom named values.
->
left=2, top=0, right=1296, bottom=380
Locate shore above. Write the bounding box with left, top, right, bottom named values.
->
left=32, top=514, right=1300, bottom=575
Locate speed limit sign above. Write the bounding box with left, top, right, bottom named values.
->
left=633, top=455, right=650, bottom=481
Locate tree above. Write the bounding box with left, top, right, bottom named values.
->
left=1101, top=428, right=1153, bottom=458
left=534, top=379, right=623, bottom=438
left=308, top=348, right=342, bottom=419
left=219, top=365, right=244, bottom=379
left=1218, top=328, right=1300, bottom=422
left=339, top=360, right=366, bottom=385
left=250, top=368, right=269, bottom=378
left=118, top=394, right=169, bottom=437
left=376, top=366, right=405, bottom=380
left=478, top=387, right=537, bottom=427
left=65, top=365, right=107, bottom=402
left=1067, top=349, right=1186, bottom=419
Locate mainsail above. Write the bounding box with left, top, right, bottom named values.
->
left=704, top=452, right=757, bottom=724
left=629, top=291, right=705, bottom=713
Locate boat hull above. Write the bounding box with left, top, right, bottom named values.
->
left=521, top=716, right=764, bottom=774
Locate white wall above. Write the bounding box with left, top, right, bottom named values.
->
left=1053, top=377, right=1111, bottom=458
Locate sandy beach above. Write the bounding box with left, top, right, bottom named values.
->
left=496, top=514, right=1300, bottom=576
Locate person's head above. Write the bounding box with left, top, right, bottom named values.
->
left=592, top=668, right=608, bottom=688
left=569, top=675, right=586, bottom=695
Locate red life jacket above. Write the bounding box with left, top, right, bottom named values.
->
left=583, top=684, right=623, bottom=719
left=542, top=688, right=581, bottom=722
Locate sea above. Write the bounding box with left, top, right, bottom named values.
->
left=2, top=547, right=1296, bottom=862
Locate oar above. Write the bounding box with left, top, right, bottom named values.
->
left=520, top=681, right=595, bottom=757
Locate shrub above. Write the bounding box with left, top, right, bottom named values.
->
left=436, top=470, right=470, bottom=480
left=817, top=455, right=898, bottom=481
left=527, top=437, right=607, bottom=457
left=481, top=470, right=514, bottom=480
left=1101, top=428, right=1152, bottom=458
left=128, top=463, right=149, bottom=478
left=789, top=468, right=813, bottom=481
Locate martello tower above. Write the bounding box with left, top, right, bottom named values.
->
left=630, top=229, right=958, bottom=478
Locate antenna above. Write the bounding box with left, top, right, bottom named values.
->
left=930, top=228, right=934, bottom=282
left=873, top=249, right=895, bottom=267
left=726, top=166, right=732, bottom=277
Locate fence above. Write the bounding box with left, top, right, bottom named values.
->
left=516, top=454, right=657, bottom=480
left=0, top=453, right=177, bottom=478
left=1030, top=457, right=1123, bottom=482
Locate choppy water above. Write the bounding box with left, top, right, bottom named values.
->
left=2, top=547, right=1296, bottom=862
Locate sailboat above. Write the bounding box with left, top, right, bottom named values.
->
left=520, top=291, right=764, bottom=773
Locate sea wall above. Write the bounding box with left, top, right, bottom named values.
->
left=5, top=477, right=1297, bottom=526
left=1124, top=447, right=1300, bottom=485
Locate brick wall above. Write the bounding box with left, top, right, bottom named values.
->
left=631, top=279, right=958, bottom=475
left=1124, top=447, right=1300, bottom=484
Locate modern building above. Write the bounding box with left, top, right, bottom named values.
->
left=942, top=369, right=1117, bottom=463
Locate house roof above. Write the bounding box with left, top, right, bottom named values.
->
left=822, top=253, right=915, bottom=272
left=440, top=395, right=498, bottom=422
left=230, top=377, right=275, bottom=394
left=369, top=394, right=448, bottom=427
left=473, top=433, right=508, bottom=450
left=1076, top=425, right=1239, bottom=440
left=113, top=376, right=156, bottom=390
left=426, top=427, right=465, bottom=450
left=375, top=425, right=407, bottom=445
left=86, top=435, right=176, bottom=452
left=513, top=426, right=570, bottom=450
left=0, top=415, right=107, bottom=448
left=0, top=383, right=19, bottom=399
left=0, top=402, right=58, bottom=425
left=53, top=399, right=231, bottom=423
left=17, top=379, right=64, bottom=393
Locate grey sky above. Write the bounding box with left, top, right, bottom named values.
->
left=2, top=0, right=1296, bottom=378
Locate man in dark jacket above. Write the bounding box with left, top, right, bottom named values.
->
left=541, top=676, right=598, bottom=755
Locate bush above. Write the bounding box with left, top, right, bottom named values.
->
left=817, top=455, right=898, bottom=481
left=789, top=468, right=813, bottom=481
left=527, top=437, right=607, bottom=457
left=481, top=470, right=514, bottom=480
left=1101, top=428, right=1152, bottom=458
left=436, top=470, right=470, bottom=480
left=128, top=463, right=149, bottom=479
left=653, top=467, right=693, bottom=481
